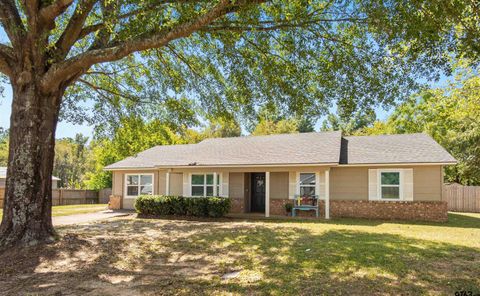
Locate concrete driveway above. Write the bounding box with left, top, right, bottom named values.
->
left=53, top=210, right=133, bottom=226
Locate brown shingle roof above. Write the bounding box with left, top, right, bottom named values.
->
left=340, top=133, right=456, bottom=164
left=105, top=131, right=342, bottom=169
left=105, top=132, right=456, bottom=170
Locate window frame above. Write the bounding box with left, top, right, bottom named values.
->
left=297, top=172, right=317, bottom=198
left=190, top=173, right=221, bottom=197
left=124, top=173, right=155, bottom=199
left=377, top=169, right=402, bottom=201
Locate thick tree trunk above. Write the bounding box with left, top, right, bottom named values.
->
left=0, top=81, right=63, bottom=248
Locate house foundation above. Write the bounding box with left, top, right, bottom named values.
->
left=261, top=199, right=448, bottom=222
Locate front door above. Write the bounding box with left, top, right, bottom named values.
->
left=251, top=173, right=266, bottom=212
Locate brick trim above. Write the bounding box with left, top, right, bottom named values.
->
left=270, top=199, right=291, bottom=216
left=270, top=199, right=448, bottom=222
left=109, top=195, right=122, bottom=210
left=330, top=200, right=448, bottom=222
left=230, top=197, right=244, bottom=213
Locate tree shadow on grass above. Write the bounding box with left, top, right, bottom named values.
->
left=232, top=212, right=480, bottom=229
left=160, top=223, right=480, bottom=295
left=0, top=218, right=479, bottom=295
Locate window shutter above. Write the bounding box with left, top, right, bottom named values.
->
left=288, top=172, right=296, bottom=199
left=402, top=169, right=414, bottom=201
left=182, top=173, right=190, bottom=197
left=221, top=172, right=229, bottom=197
left=368, top=169, right=378, bottom=200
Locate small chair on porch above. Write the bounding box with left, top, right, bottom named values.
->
left=292, top=194, right=319, bottom=217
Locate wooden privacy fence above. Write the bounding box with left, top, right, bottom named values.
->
left=98, top=188, right=112, bottom=204
left=443, top=184, right=480, bottom=213
left=0, top=188, right=112, bottom=208
left=52, top=189, right=98, bottom=206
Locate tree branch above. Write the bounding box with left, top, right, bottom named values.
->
left=54, top=0, right=200, bottom=60
left=21, top=0, right=43, bottom=34
left=74, top=1, right=206, bottom=45
left=0, top=0, right=26, bottom=47
left=43, top=0, right=264, bottom=91
left=39, top=0, right=75, bottom=30
left=54, top=0, right=99, bottom=60
left=78, top=78, right=153, bottom=104
left=77, top=23, right=104, bottom=40
left=0, top=43, right=15, bottom=77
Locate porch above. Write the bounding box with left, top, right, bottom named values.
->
left=164, top=168, right=331, bottom=219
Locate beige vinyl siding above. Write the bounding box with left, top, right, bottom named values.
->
left=229, top=172, right=245, bottom=199
left=331, top=165, right=444, bottom=201
left=413, top=166, right=442, bottom=201
left=0, top=178, right=5, bottom=188
left=330, top=167, right=369, bottom=200
left=112, top=171, right=124, bottom=196
left=169, top=173, right=183, bottom=196
left=270, top=172, right=288, bottom=199
left=157, top=171, right=166, bottom=195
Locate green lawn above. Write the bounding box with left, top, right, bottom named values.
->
left=0, top=212, right=479, bottom=295
left=0, top=204, right=107, bottom=220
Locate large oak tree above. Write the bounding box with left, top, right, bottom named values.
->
left=0, top=0, right=423, bottom=248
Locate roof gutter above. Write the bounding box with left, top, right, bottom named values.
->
left=337, top=162, right=457, bottom=167
left=104, top=162, right=339, bottom=171
left=104, top=167, right=157, bottom=171
left=104, top=161, right=457, bottom=171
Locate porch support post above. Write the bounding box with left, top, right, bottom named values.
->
left=166, top=171, right=170, bottom=195
left=325, top=168, right=330, bottom=219
left=213, top=172, right=218, bottom=196
left=265, top=171, right=270, bottom=218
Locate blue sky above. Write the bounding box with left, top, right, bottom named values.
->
left=0, top=83, right=94, bottom=138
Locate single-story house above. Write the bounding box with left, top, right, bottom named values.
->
left=105, top=131, right=456, bottom=221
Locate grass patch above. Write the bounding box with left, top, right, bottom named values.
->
left=0, top=204, right=107, bottom=220
left=0, top=212, right=479, bottom=295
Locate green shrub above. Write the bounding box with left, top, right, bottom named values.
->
left=207, top=197, right=232, bottom=218
left=284, top=203, right=293, bottom=213
left=135, top=195, right=231, bottom=218
left=184, top=197, right=208, bottom=216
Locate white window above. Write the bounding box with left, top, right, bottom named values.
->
left=125, top=174, right=154, bottom=197
left=191, top=173, right=220, bottom=197
left=379, top=170, right=401, bottom=200
left=299, top=173, right=316, bottom=197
